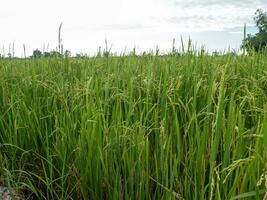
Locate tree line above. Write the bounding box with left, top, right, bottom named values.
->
left=242, top=9, right=267, bottom=53
left=32, top=49, right=71, bottom=58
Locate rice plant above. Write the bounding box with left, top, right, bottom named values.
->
left=0, top=51, right=266, bottom=199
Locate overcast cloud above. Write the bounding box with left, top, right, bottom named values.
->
left=173, top=0, right=267, bottom=7
left=0, top=0, right=266, bottom=56
left=167, top=0, right=267, bottom=31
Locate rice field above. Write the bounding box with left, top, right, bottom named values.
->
left=0, top=52, right=267, bottom=199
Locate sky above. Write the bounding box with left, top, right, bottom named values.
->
left=1, top=0, right=267, bottom=57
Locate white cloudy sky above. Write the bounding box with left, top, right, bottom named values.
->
left=0, top=0, right=267, bottom=56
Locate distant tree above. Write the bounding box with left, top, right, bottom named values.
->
left=254, top=9, right=267, bottom=33
left=242, top=9, right=267, bottom=53
left=44, top=52, right=51, bottom=57
left=75, top=53, right=88, bottom=58
left=32, top=49, right=42, bottom=57
left=64, top=50, right=71, bottom=57
left=50, top=51, right=61, bottom=57
left=212, top=50, right=220, bottom=56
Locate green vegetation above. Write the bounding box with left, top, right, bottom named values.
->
left=0, top=51, right=267, bottom=199
left=242, top=9, right=267, bottom=53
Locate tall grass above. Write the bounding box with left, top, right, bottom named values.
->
left=0, top=52, right=267, bottom=199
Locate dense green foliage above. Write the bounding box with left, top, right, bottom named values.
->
left=0, top=53, right=267, bottom=199
left=243, top=9, right=267, bottom=53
